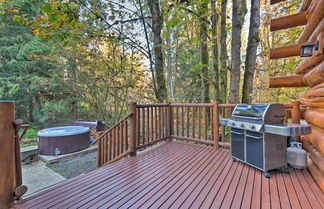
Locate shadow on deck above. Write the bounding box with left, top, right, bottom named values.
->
left=15, top=141, right=324, bottom=209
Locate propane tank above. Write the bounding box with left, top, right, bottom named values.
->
left=287, top=142, right=307, bottom=169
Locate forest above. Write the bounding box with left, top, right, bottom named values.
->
left=0, top=0, right=304, bottom=128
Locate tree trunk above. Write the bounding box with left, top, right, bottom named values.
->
left=71, top=100, right=78, bottom=120
left=165, top=27, right=174, bottom=99
left=199, top=0, right=210, bottom=103
left=230, top=0, right=247, bottom=103
left=70, top=59, right=78, bottom=120
left=138, top=0, right=158, bottom=97
left=147, top=0, right=168, bottom=102
left=219, top=0, right=228, bottom=103
left=211, top=0, right=219, bottom=101
left=242, top=0, right=260, bottom=103
left=28, top=97, right=34, bottom=122
left=35, top=95, right=42, bottom=113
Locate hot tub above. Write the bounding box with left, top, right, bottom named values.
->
left=37, top=126, right=90, bottom=156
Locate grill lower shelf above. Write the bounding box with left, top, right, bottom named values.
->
left=231, top=129, right=288, bottom=178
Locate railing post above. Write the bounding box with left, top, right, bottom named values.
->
left=167, top=103, right=173, bottom=141
left=130, top=102, right=137, bottom=156
left=292, top=100, right=301, bottom=124
left=214, top=101, right=220, bottom=149
left=0, top=101, right=16, bottom=209
left=292, top=100, right=301, bottom=141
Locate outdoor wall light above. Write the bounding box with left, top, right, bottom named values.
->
left=300, top=41, right=319, bottom=57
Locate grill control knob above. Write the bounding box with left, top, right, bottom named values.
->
left=240, top=124, right=244, bottom=128
left=250, top=125, right=256, bottom=129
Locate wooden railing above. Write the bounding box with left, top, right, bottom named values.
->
left=217, top=104, right=237, bottom=147
left=136, top=104, right=169, bottom=149
left=96, top=102, right=300, bottom=166
left=170, top=103, right=215, bottom=146
left=96, top=112, right=134, bottom=167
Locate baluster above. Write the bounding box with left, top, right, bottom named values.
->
left=116, top=125, right=119, bottom=155
left=119, top=125, right=122, bottom=155
left=114, top=127, right=117, bottom=157
left=210, top=106, right=214, bottom=142
left=192, top=106, right=195, bottom=138
left=198, top=107, right=201, bottom=139
left=98, top=138, right=102, bottom=166
left=167, top=104, right=173, bottom=140
left=182, top=107, right=185, bottom=136
left=98, top=137, right=102, bottom=165
left=142, top=107, right=145, bottom=145
left=214, top=102, right=219, bottom=148
left=186, top=107, right=190, bottom=137
left=103, top=135, right=107, bottom=164
left=176, top=107, right=179, bottom=136
left=146, top=108, right=150, bottom=143
left=204, top=107, right=207, bottom=140
left=163, top=106, right=166, bottom=137
left=137, top=108, right=140, bottom=146
left=160, top=107, right=163, bottom=138
left=108, top=133, right=111, bottom=160
left=125, top=119, right=128, bottom=151
left=155, top=107, right=158, bottom=139
left=221, top=108, right=225, bottom=146
left=157, top=107, right=160, bottom=139
left=120, top=121, right=124, bottom=153
left=111, top=130, right=114, bottom=159
left=151, top=107, right=154, bottom=141
left=107, top=132, right=111, bottom=162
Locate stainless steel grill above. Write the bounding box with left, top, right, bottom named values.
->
left=220, top=104, right=311, bottom=178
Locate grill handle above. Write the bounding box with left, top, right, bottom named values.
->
left=231, top=131, right=244, bottom=135
left=246, top=134, right=263, bottom=139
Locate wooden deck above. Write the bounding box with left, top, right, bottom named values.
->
left=15, top=141, right=324, bottom=209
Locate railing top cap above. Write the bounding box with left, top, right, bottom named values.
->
left=0, top=100, right=15, bottom=103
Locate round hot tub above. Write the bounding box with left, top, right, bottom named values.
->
left=37, top=126, right=90, bottom=156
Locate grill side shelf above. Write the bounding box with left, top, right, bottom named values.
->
left=264, top=124, right=311, bottom=136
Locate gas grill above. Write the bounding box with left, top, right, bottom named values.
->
left=220, top=104, right=311, bottom=178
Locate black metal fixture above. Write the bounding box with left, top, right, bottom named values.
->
left=300, top=41, right=319, bottom=57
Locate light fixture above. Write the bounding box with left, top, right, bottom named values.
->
left=300, top=41, right=319, bottom=57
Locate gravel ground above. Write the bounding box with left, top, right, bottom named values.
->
left=47, top=152, right=97, bottom=179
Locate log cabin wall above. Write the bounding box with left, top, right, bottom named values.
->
left=270, top=0, right=324, bottom=191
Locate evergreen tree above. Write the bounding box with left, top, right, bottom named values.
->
left=0, top=0, right=65, bottom=122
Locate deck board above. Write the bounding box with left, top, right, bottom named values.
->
left=15, top=141, right=324, bottom=209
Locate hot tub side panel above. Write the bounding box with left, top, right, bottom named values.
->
left=38, top=132, right=90, bottom=155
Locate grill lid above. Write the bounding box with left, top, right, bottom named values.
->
left=231, top=104, right=286, bottom=124
left=232, top=104, right=269, bottom=118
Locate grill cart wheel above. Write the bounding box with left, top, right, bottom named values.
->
left=264, top=172, right=271, bottom=178
left=283, top=167, right=290, bottom=174
left=232, top=157, right=236, bottom=162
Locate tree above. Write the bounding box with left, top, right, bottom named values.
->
left=242, top=0, right=261, bottom=103
left=219, top=0, right=228, bottom=103
left=229, top=0, right=247, bottom=103
left=199, top=0, right=210, bottom=103
left=211, top=0, right=219, bottom=101
left=0, top=0, right=64, bottom=122
left=147, top=0, right=168, bottom=102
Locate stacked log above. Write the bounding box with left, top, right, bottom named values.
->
left=269, top=0, right=324, bottom=192
left=298, top=0, right=312, bottom=13
left=308, top=156, right=324, bottom=191
left=299, top=82, right=324, bottom=191
left=303, top=61, right=324, bottom=87
left=298, top=1, right=324, bottom=43
left=295, top=54, right=324, bottom=74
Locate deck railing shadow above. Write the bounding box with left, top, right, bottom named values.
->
left=95, top=102, right=297, bottom=167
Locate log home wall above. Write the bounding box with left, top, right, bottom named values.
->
left=270, top=0, right=324, bottom=191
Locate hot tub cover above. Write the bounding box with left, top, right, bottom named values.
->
left=37, top=126, right=90, bottom=137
